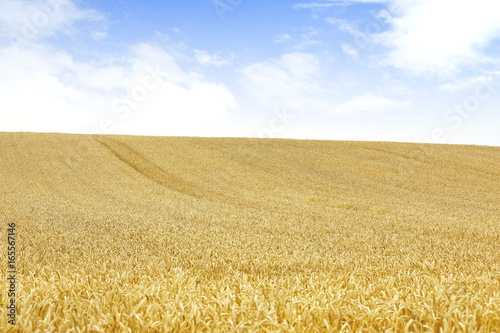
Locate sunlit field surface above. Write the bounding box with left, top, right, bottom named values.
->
left=1, top=132, right=499, bottom=332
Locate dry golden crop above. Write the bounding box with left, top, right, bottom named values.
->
left=1, top=132, right=499, bottom=332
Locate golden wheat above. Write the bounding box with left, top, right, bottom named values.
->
left=0, top=132, right=499, bottom=332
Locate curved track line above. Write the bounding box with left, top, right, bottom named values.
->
left=96, top=137, right=202, bottom=198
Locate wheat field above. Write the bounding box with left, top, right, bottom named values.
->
left=0, top=132, right=499, bottom=332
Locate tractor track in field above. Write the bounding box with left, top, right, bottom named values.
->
left=95, top=136, right=203, bottom=198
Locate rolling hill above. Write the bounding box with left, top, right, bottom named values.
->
left=1, top=132, right=499, bottom=332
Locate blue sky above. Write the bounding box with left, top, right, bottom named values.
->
left=1, top=0, right=500, bottom=146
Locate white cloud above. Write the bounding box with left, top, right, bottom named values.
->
left=0, top=42, right=239, bottom=134
left=0, top=43, right=108, bottom=132
left=0, top=1, right=238, bottom=135
left=327, top=93, right=408, bottom=114
left=312, top=0, right=500, bottom=75
left=377, top=0, right=500, bottom=75
left=115, top=45, right=238, bottom=135
left=117, top=80, right=237, bottom=135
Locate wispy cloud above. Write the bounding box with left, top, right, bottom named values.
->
left=327, top=92, right=409, bottom=114
left=341, top=43, right=359, bottom=61
left=293, top=2, right=336, bottom=9
left=239, top=52, right=337, bottom=113
left=0, top=0, right=104, bottom=43
left=438, top=72, right=500, bottom=92
left=274, top=33, right=292, bottom=43
left=292, top=27, right=323, bottom=50
left=193, top=49, right=232, bottom=67
left=294, top=0, right=389, bottom=9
